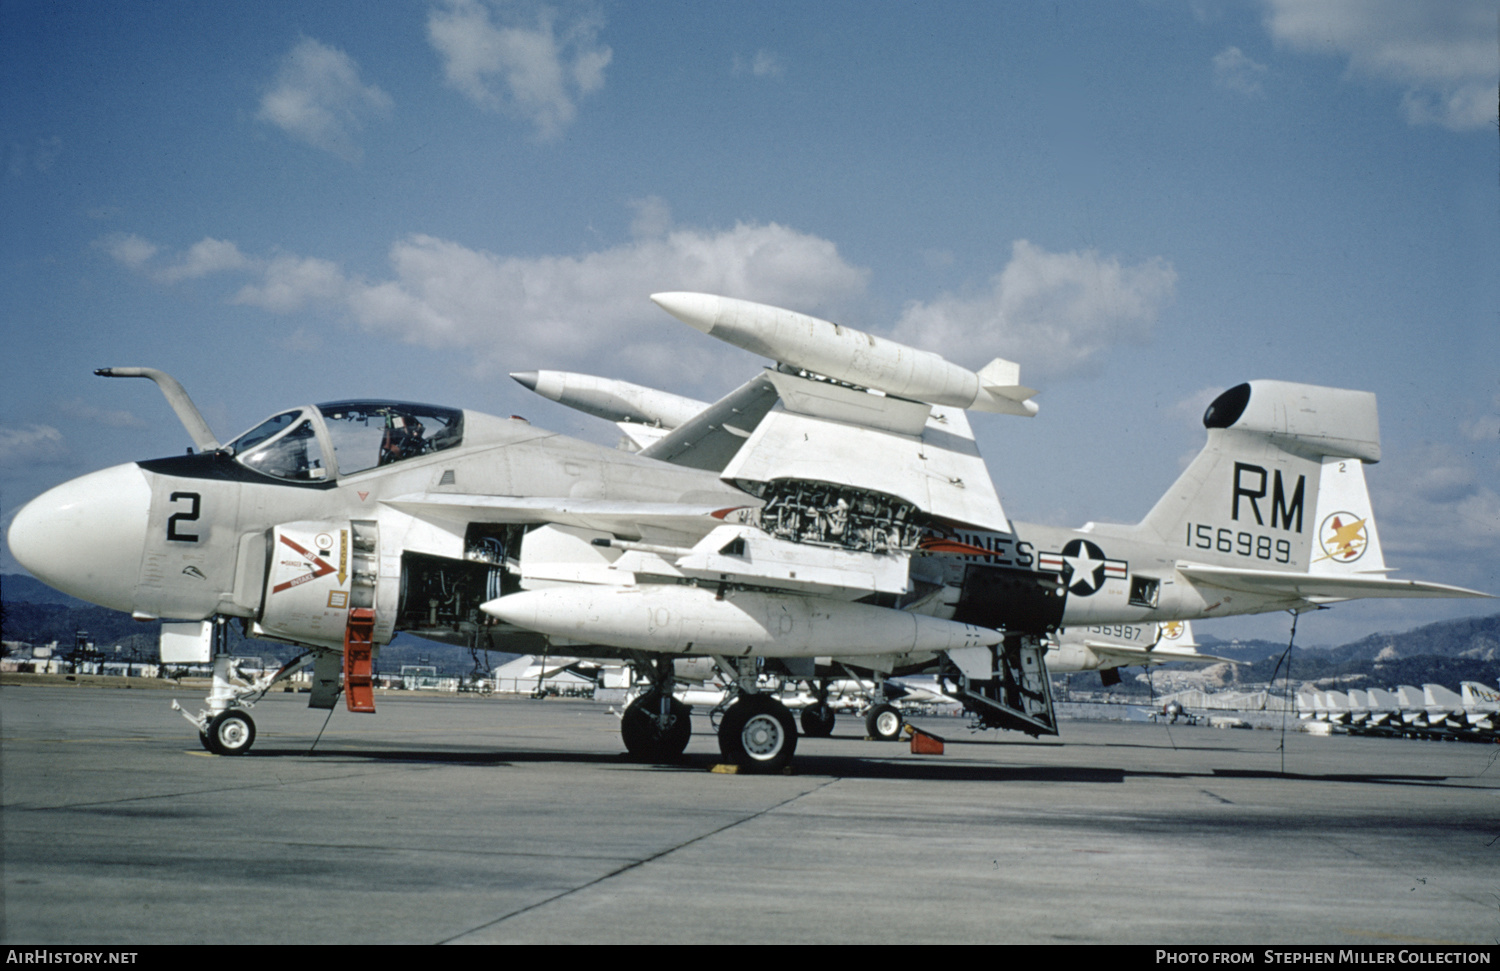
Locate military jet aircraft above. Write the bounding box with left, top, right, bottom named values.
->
left=1044, top=620, right=1236, bottom=687
left=7, top=292, right=1487, bottom=771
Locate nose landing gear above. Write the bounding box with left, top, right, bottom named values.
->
left=203, top=710, right=257, bottom=755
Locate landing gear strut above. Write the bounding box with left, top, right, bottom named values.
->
left=172, top=618, right=316, bottom=756
left=712, top=655, right=797, bottom=773
left=799, top=679, right=836, bottom=737
left=800, top=701, right=836, bottom=737
left=621, top=689, right=693, bottom=762
left=620, top=657, right=693, bottom=763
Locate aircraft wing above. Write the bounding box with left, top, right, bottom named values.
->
left=719, top=371, right=1011, bottom=533
left=382, top=494, right=753, bottom=542
left=1176, top=563, right=1491, bottom=604
left=638, top=373, right=781, bottom=472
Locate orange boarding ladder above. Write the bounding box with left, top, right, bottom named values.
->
left=344, top=608, right=376, bottom=713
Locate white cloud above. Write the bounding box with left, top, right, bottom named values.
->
left=101, top=213, right=869, bottom=384
left=156, top=238, right=252, bottom=283
left=256, top=37, right=393, bottom=160
left=1460, top=395, right=1500, bottom=444
left=98, top=233, right=158, bottom=269
left=890, top=240, right=1177, bottom=378
left=1264, top=0, right=1498, bottom=130
left=733, top=50, right=785, bottom=79
left=340, top=221, right=868, bottom=371
left=55, top=399, right=147, bottom=429
left=1400, top=85, right=1496, bottom=131
left=628, top=195, right=673, bottom=240
left=99, top=234, right=255, bottom=286
left=1371, top=441, right=1500, bottom=593
left=0, top=424, right=67, bottom=467
left=427, top=0, right=612, bottom=140
left=232, top=254, right=348, bottom=313
left=1213, top=46, right=1269, bottom=96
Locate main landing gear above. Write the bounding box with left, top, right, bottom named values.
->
left=799, top=678, right=836, bottom=738
left=864, top=703, right=904, bottom=742
left=800, top=702, right=836, bottom=738
left=712, top=656, right=797, bottom=773
left=618, top=655, right=800, bottom=773
left=719, top=693, right=797, bottom=773
left=621, top=688, right=693, bottom=762
left=619, top=657, right=694, bottom=763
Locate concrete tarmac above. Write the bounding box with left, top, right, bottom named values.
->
left=2, top=683, right=1498, bottom=945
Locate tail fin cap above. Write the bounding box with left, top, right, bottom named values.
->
left=1205, top=381, right=1379, bottom=463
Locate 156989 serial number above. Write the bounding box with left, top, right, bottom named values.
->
left=1185, top=523, right=1292, bottom=563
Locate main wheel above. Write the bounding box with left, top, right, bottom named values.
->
left=621, top=691, right=693, bottom=762
left=719, top=694, right=797, bottom=773
left=205, top=710, right=256, bottom=756
left=800, top=703, right=836, bottom=738
left=865, top=703, right=903, bottom=741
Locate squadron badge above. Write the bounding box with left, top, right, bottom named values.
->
left=1317, top=511, right=1369, bottom=563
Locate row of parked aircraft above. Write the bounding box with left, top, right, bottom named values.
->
left=7, top=291, right=1489, bottom=770
left=1299, top=682, right=1500, bottom=740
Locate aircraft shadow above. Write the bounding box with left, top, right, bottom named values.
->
left=234, top=745, right=1486, bottom=789
left=241, top=744, right=1125, bottom=781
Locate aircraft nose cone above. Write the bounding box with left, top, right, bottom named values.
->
left=7, top=463, right=152, bottom=613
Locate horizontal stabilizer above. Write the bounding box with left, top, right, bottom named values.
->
left=1176, top=563, right=1491, bottom=604
left=1077, top=640, right=1241, bottom=666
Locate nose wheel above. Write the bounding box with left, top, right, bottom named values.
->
left=204, top=710, right=257, bottom=756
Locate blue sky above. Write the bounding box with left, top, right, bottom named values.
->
left=2, top=0, right=1496, bottom=647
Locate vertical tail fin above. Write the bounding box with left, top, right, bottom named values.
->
left=1460, top=681, right=1499, bottom=713
left=1132, top=381, right=1381, bottom=574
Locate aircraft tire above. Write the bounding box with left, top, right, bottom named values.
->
left=800, top=703, right=836, bottom=738
left=865, top=704, right=903, bottom=742
left=621, top=691, right=692, bottom=762
left=718, top=694, right=797, bottom=773
left=205, top=710, right=256, bottom=756
left=198, top=731, right=214, bottom=752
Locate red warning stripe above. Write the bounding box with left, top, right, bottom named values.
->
left=917, top=537, right=992, bottom=556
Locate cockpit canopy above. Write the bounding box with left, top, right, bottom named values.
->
left=224, top=400, right=464, bottom=482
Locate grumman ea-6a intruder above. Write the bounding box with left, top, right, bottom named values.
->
left=8, top=292, right=1487, bottom=771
